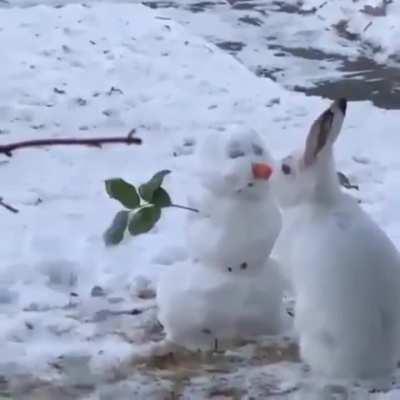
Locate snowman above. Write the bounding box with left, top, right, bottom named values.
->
left=156, top=126, right=286, bottom=351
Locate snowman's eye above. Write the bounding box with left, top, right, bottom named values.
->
left=281, top=164, right=291, bottom=175
left=252, top=144, right=264, bottom=156
left=228, top=148, right=245, bottom=159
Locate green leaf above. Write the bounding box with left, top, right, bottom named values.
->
left=139, top=170, right=171, bottom=202
left=128, top=206, right=161, bottom=236
left=103, top=210, right=129, bottom=246
left=105, top=178, right=140, bottom=209
left=151, top=187, right=172, bottom=208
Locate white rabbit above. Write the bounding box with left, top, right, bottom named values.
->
left=272, top=98, right=400, bottom=383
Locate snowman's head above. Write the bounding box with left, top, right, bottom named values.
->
left=196, top=127, right=274, bottom=199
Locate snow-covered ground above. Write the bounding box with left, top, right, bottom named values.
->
left=2, top=0, right=400, bottom=94
left=1, top=1, right=400, bottom=399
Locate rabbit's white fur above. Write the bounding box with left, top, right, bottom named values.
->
left=273, top=99, right=400, bottom=382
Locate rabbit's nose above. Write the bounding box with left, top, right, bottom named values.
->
left=252, top=163, right=273, bottom=180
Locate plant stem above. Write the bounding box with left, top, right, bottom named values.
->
left=170, top=204, right=199, bottom=213
left=0, top=132, right=141, bottom=157
left=0, top=197, right=19, bottom=213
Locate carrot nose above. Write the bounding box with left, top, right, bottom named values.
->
left=252, top=163, right=273, bottom=180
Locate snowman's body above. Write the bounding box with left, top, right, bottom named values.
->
left=187, top=189, right=282, bottom=273
left=157, top=127, right=286, bottom=350
left=157, top=258, right=284, bottom=350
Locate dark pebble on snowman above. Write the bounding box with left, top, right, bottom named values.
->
left=91, top=285, right=106, bottom=297
left=227, top=267, right=232, bottom=272
left=240, top=262, right=248, bottom=270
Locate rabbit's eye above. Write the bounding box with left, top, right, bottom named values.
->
left=252, top=143, right=264, bottom=156
left=281, top=164, right=291, bottom=175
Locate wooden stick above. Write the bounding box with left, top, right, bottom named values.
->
left=0, top=132, right=141, bottom=157
left=0, top=197, right=19, bottom=213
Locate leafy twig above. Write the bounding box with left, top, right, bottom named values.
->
left=0, top=197, right=19, bottom=213
left=0, top=132, right=141, bottom=157
left=104, top=170, right=199, bottom=246
left=170, top=204, right=199, bottom=213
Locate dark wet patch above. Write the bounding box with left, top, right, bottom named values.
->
left=142, top=1, right=179, bottom=10
left=230, top=1, right=262, bottom=11
left=297, top=57, right=400, bottom=110
left=238, top=15, right=264, bottom=26
left=256, top=42, right=400, bottom=110
left=216, top=41, right=246, bottom=52
left=269, top=0, right=317, bottom=15
left=333, top=19, right=362, bottom=42
left=138, top=0, right=400, bottom=110
left=268, top=44, right=345, bottom=62
left=186, top=1, right=224, bottom=13
left=254, top=66, right=284, bottom=81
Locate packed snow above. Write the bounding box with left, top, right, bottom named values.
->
left=1, top=0, right=400, bottom=399
left=158, top=128, right=287, bottom=351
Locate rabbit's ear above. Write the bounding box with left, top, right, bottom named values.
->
left=303, top=98, right=347, bottom=167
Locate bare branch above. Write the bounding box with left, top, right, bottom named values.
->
left=0, top=197, right=19, bottom=213
left=0, top=133, right=142, bottom=157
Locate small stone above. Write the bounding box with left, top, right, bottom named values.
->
left=240, top=262, right=248, bottom=270
left=102, top=109, right=113, bottom=117
left=62, top=44, right=72, bottom=53
left=91, top=285, right=106, bottom=297
left=53, top=87, right=66, bottom=95
left=183, top=137, right=196, bottom=147
left=25, top=321, right=34, bottom=330
left=75, top=98, right=87, bottom=106
left=106, top=86, right=123, bottom=96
